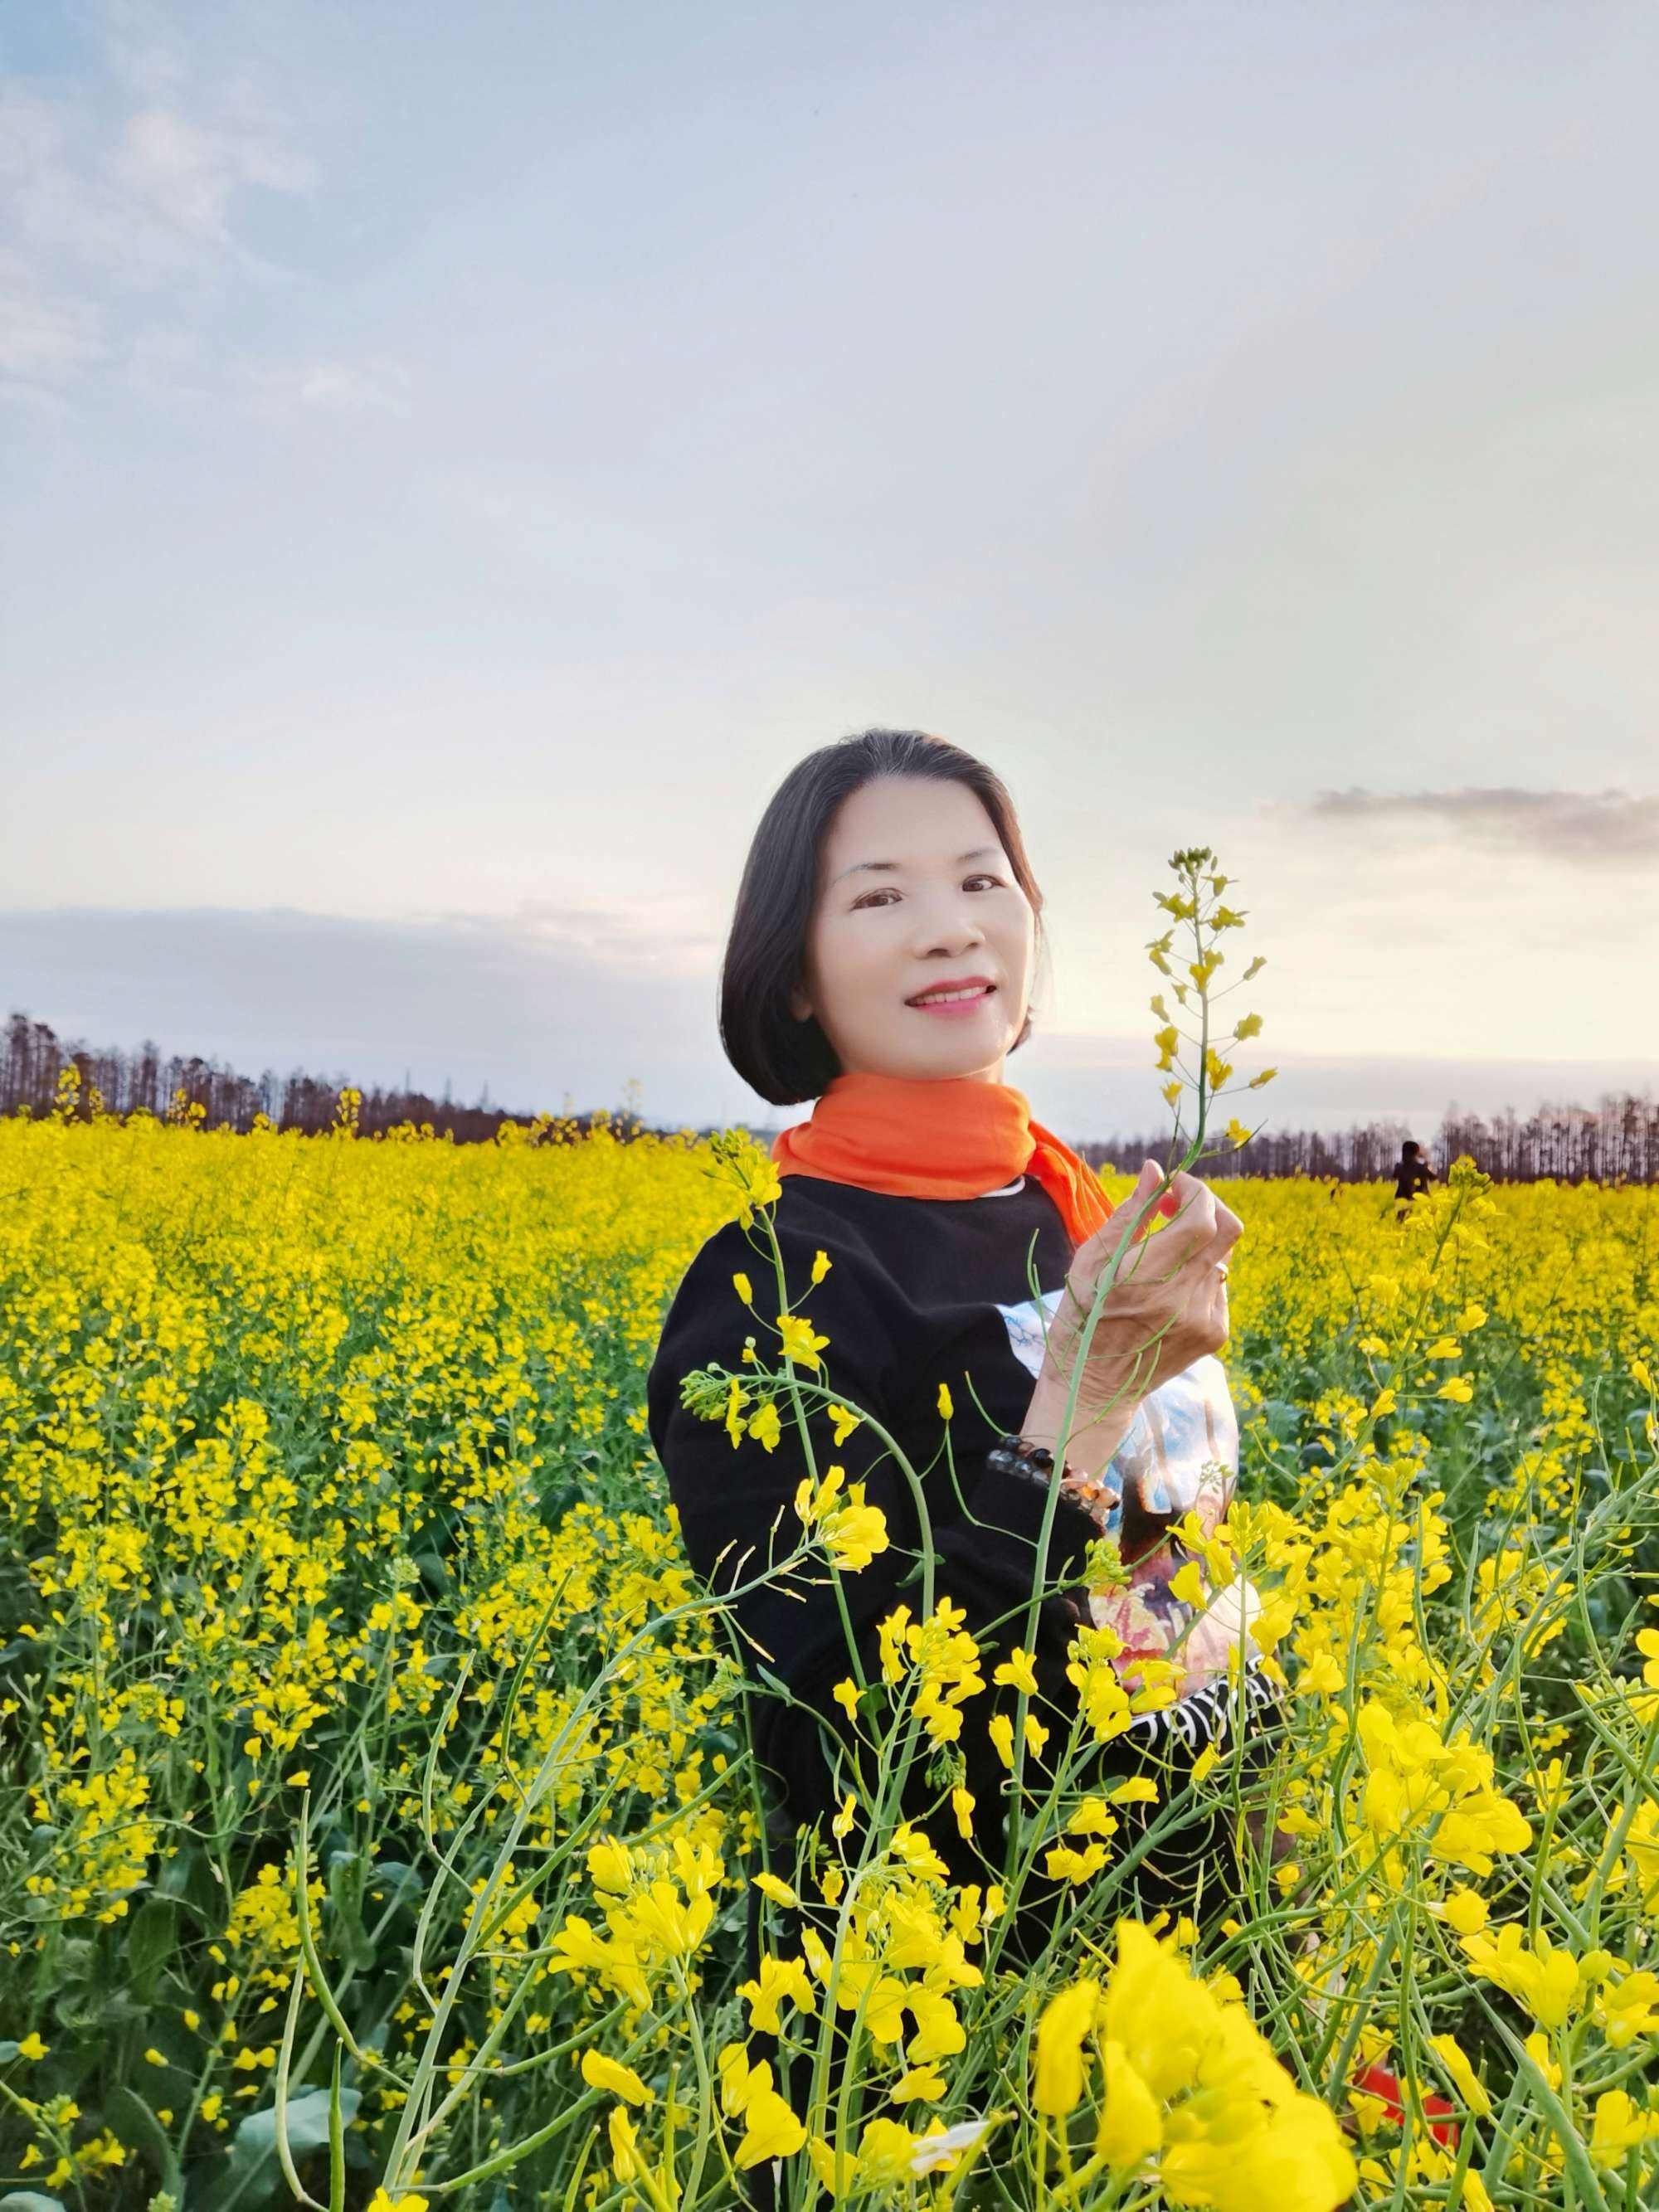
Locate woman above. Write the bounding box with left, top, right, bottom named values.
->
left=645, top=730, right=1280, bottom=2202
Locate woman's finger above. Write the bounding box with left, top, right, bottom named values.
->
left=1181, top=1236, right=1235, bottom=1291
left=1210, top=1213, right=1243, bottom=1263
left=1081, top=1186, right=1167, bottom=1266
left=1157, top=1184, right=1218, bottom=1264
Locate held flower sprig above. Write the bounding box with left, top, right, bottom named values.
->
left=1024, top=845, right=1277, bottom=1495
left=1146, top=845, right=1276, bottom=1165
left=993, top=844, right=1278, bottom=1875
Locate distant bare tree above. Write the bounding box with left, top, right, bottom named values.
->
left=3, top=1009, right=1652, bottom=1176
left=1073, top=1091, right=1657, bottom=1185
left=0, top=1010, right=649, bottom=1145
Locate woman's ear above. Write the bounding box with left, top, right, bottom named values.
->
left=788, top=984, right=812, bottom=1022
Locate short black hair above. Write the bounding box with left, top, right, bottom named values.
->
left=719, top=728, right=1047, bottom=1106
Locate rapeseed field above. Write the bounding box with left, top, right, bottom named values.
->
left=1, top=1087, right=1654, bottom=2210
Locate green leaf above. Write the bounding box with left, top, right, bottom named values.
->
left=0, top=2195, right=70, bottom=2212
left=154, top=1840, right=224, bottom=1929
left=325, top=1851, right=378, bottom=1972
left=125, top=1897, right=177, bottom=2002
left=109, top=2086, right=182, bottom=2200
left=411, top=1548, right=451, bottom=1592
left=362, top=1860, right=423, bottom=1914
left=202, top=2088, right=363, bottom=2212
left=1256, top=1396, right=1302, bottom=1443
left=50, top=1937, right=95, bottom=1991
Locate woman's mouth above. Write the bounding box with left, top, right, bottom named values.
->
left=906, top=982, right=997, bottom=1018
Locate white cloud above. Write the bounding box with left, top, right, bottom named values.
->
left=241, top=354, right=412, bottom=419
left=0, top=245, right=105, bottom=390
left=1, top=905, right=1651, bottom=1139
left=0, top=11, right=317, bottom=402
left=98, top=0, right=193, bottom=104
left=110, top=105, right=314, bottom=252
left=1298, top=785, right=1659, bottom=863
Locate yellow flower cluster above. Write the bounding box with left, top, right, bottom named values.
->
left=1, top=1107, right=1655, bottom=2206
left=1033, top=1921, right=1355, bottom=2209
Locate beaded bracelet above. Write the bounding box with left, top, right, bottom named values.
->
left=987, top=1433, right=1121, bottom=1524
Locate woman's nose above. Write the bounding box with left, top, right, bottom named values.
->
left=911, top=906, right=986, bottom=955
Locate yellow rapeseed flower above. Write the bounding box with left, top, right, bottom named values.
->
left=579, top=2049, right=654, bottom=2105
left=1034, top=1979, right=1101, bottom=2115
left=775, top=1311, right=830, bottom=1369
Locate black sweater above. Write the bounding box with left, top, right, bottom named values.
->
left=644, top=1172, right=1142, bottom=1903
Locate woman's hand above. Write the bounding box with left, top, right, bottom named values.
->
left=1023, top=1159, right=1243, bottom=1470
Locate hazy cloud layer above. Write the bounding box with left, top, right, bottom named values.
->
left=0, top=905, right=737, bottom=1125
left=1302, top=785, right=1659, bottom=863
left=3, top=905, right=1652, bottom=1142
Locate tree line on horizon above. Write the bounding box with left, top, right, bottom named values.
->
left=5, top=1009, right=1656, bottom=1183
left=1071, top=1101, right=1659, bottom=1185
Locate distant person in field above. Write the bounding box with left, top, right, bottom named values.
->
left=1393, top=1139, right=1435, bottom=1220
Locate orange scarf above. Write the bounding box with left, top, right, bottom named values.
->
left=771, top=1070, right=1114, bottom=1250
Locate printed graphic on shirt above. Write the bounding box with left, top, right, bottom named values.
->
left=1085, top=1355, right=1251, bottom=1700
left=1111, top=1353, right=1238, bottom=1524
left=995, top=1291, right=1236, bottom=1514
left=994, top=1287, right=1253, bottom=1700
left=994, top=1285, right=1065, bottom=1378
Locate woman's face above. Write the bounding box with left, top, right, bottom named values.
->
left=788, top=774, right=1036, bottom=1085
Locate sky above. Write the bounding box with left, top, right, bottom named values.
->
left=3, top=0, right=1657, bottom=1143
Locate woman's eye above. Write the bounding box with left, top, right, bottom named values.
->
left=853, top=875, right=1002, bottom=910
